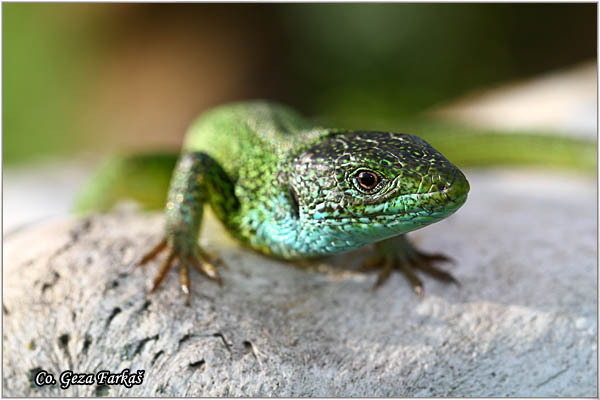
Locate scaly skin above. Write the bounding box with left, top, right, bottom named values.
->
left=136, top=101, right=470, bottom=303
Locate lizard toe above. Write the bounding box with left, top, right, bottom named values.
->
left=190, top=248, right=223, bottom=287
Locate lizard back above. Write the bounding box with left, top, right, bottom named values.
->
left=183, top=101, right=324, bottom=180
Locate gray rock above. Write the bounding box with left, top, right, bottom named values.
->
left=2, top=169, right=597, bottom=397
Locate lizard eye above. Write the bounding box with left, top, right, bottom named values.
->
left=355, top=170, right=380, bottom=190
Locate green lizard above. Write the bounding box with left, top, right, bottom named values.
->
left=77, top=101, right=470, bottom=304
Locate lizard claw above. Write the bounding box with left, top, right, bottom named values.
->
left=148, top=247, right=177, bottom=294
left=138, top=238, right=167, bottom=266
left=138, top=238, right=224, bottom=304
left=359, top=236, right=459, bottom=296
left=189, top=247, right=223, bottom=287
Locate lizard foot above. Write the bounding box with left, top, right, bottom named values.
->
left=359, top=235, right=459, bottom=297
left=137, top=238, right=224, bottom=305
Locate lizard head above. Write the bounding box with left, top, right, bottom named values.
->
left=287, top=131, right=469, bottom=255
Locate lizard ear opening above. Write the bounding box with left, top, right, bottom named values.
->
left=288, top=186, right=300, bottom=219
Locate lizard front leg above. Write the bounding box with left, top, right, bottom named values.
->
left=360, top=235, right=459, bottom=297
left=138, top=152, right=238, bottom=305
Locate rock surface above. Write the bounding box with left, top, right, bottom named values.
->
left=2, top=169, right=597, bottom=397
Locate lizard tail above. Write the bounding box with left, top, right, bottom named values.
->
left=74, top=152, right=178, bottom=215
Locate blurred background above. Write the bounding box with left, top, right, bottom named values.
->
left=3, top=3, right=597, bottom=231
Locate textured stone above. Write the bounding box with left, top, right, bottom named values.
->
left=2, top=169, right=596, bottom=396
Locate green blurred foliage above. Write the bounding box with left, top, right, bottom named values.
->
left=74, top=152, right=177, bottom=214
left=278, top=3, right=596, bottom=123
left=3, top=3, right=596, bottom=165
left=3, top=4, right=110, bottom=163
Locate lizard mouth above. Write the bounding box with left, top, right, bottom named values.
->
left=377, top=189, right=468, bottom=219
left=396, top=174, right=470, bottom=218
left=315, top=189, right=469, bottom=223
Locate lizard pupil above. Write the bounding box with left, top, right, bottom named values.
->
left=357, top=171, right=379, bottom=190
